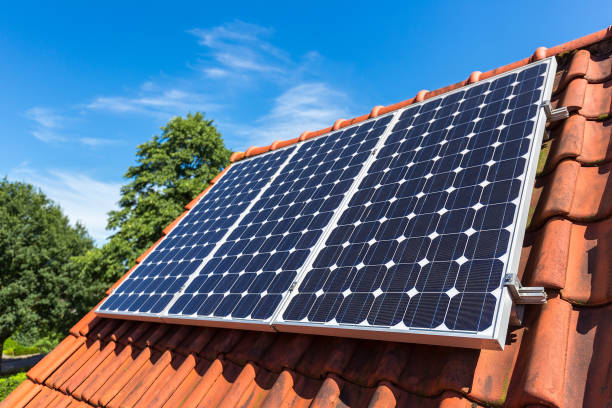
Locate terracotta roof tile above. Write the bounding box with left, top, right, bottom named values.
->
left=26, top=335, right=85, bottom=384
left=69, top=305, right=103, bottom=337
left=92, top=346, right=152, bottom=406
left=122, top=322, right=151, bottom=345
left=579, top=119, right=612, bottom=163
left=225, top=331, right=277, bottom=367
left=6, top=28, right=612, bottom=408
left=521, top=217, right=572, bottom=289
left=52, top=393, right=75, bottom=408
left=49, top=339, right=101, bottom=391
left=174, top=327, right=216, bottom=356
left=24, top=385, right=56, bottom=407
left=159, top=358, right=217, bottom=408
left=563, top=218, right=612, bottom=304
left=108, top=349, right=175, bottom=408
left=198, top=329, right=244, bottom=361
left=74, top=343, right=136, bottom=403
left=134, top=353, right=196, bottom=408
left=109, top=320, right=134, bottom=343
left=63, top=340, right=117, bottom=395
left=187, top=358, right=236, bottom=407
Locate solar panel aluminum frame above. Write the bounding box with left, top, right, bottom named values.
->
left=95, top=143, right=301, bottom=332
left=271, top=57, right=557, bottom=350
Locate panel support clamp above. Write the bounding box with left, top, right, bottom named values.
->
left=542, top=100, right=569, bottom=122
left=504, top=274, right=547, bottom=304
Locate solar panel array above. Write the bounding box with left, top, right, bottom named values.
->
left=98, top=58, right=555, bottom=349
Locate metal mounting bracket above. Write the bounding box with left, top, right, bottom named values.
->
left=542, top=100, right=569, bottom=122
left=504, top=274, right=547, bottom=304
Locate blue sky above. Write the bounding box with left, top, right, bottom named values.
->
left=1, top=1, right=609, bottom=243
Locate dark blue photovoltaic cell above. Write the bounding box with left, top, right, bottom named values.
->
left=98, top=146, right=296, bottom=314
left=166, top=114, right=395, bottom=320
left=283, top=62, right=547, bottom=332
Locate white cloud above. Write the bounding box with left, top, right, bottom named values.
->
left=189, top=21, right=290, bottom=79
left=25, top=107, right=68, bottom=142
left=187, top=21, right=356, bottom=148
left=204, top=68, right=229, bottom=78
left=25, top=107, right=63, bottom=128
left=25, top=106, right=116, bottom=146
left=9, top=166, right=121, bottom=245
left=31, top=129, right=67, bottom=143
left=234, top=82, right=352, bottom=146
left=79, top=137, right=118, bottom=147
left=191, top=21, right=271, bottom=47
left=214, top=52, right=282, bottom=73
left=86, top=88, right=219, bottom=118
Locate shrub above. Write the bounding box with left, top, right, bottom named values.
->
left=0, top=371, right=26, bottom=401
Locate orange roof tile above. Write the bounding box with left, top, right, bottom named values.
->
left=3, top=27, right=612, bottom=408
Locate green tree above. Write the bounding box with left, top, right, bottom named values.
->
left=0, top=179, right=93, bottom=372
left=74, top=112, right=231, bottom=298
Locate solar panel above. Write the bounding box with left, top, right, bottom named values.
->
left=97, top=146, right=296, bottom=318
left=274, top=58, right=556, bottom=348
left=98, top=58, right=555, bottom=349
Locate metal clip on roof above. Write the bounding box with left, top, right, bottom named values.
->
left=542, top=100, right=569, bottom=122
left=504, top=274, right=547, bottom=304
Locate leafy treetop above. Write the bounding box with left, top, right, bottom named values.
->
left=73, top=112, right=231, bottom=301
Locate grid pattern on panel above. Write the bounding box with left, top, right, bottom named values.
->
left=166, top=114, right=396, bottom=321
left=282, top=62, right=548, bottom=332
left=98, top=146, right=295, bottom=315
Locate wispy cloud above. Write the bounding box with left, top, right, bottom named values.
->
left=232, top=82, right=351, bottom=146
left=189, top=21, right=291, bottom=80
left=25, top=106, right=117, bottom=146
left=9, top=165, right=121, bottom=244
left=86, top=88, right=219, bottom=118
left=186, top=21, right=356, bottom=147
left=26, top=107, right=63, bottom=128
left=31, top=130, right=67, bottom=143
left=203, top=67, right=229, bottom=78
left=25, top=107, right=68, bottom=142
left=79, top=137, right=119, bottom=147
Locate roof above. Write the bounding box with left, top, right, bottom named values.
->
left=2, top=27, right=611, bottom=408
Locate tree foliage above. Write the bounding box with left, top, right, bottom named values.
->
left=0, top=179, right=93, bottom=369
left=73, top=112, right=231, bottom=298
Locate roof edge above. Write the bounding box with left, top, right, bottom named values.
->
left=230, top=25, right=612, bottom=163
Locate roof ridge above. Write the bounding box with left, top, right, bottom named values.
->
left=229, top=25, right=612, bottom=163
